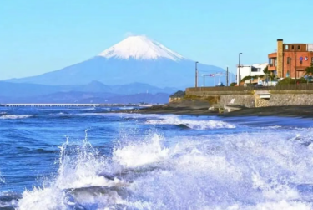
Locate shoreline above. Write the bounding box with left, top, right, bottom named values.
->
left=115, top=105, right=313, bottom=118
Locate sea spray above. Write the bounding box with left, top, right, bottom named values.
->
left=10, top=114, right=313, bottom=209
left=113, top=133, right=169, bottom=168
left=18, top=131, right=125, bottom=210
left=0, top=171, right=4, bottom=184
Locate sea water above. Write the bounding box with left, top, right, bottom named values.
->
left=1, top=106, right=313, bottom=209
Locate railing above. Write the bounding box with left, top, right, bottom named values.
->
left=186, top=84, right=313, bottom=92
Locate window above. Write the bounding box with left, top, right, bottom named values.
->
left=311, top=57, right=313, bottom=64
left=292, top=45, right=294, bottom=49
left=285, top=45, right=289, bottom=50
left=298, top=45, right=301, bottom=50
left=275, top=59, right=277, bottom=66
left=287, top=57, right=291, bottom=64
left=251, top=67, right=261, bottom=72
left=300, top=59, right=303, bottom=64
left=286, top=70, right=290, bottom=77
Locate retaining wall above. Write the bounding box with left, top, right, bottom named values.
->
left=184, top=88, right=313, bottom=108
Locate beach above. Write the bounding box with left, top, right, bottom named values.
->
left=119, top=103, right=313, bottom=118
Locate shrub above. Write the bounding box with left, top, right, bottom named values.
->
left=172, top=90, right=185, bottom=97
left=277, top=77, right=307, bottom=85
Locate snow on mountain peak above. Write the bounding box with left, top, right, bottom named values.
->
left=98, top=35, right=184, bottom=61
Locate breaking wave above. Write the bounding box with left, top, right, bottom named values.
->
left=145, top=115, right=236, bottom=130
left=118, top=107, right=135, bottom=110
left=14, top=127, right=313, bottom=209
left=0, top=115, right=32, bottom=120
left=0, top=171, right=4, bottom=184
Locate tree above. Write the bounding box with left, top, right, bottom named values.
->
left=263, top=66, right=269, bottom=75
left=230, top=82, right=236, bottom=86
left=305, top=63, right=313, bottom=75
left=172, top=90, right=185, bottom=96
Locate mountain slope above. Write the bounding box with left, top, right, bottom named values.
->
left=7, top=35, right=228, bottom=87
left=0, top=81, right=177, bottom=98
left=0, top=91, right=169, bottom=104
left=99, top=35, right=183, bottom=60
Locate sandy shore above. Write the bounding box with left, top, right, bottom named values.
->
left=116, top=105, right=313, bottom=118
left=222, top=105, right=313, bottom=118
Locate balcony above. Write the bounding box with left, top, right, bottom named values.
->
left=268, top=64, right=276, bottom=71
left=268, top=53, right=277, bottom=58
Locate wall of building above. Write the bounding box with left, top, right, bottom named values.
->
left=268, top=40, right=313, bottom=79
left=283, top=51, right=313, bottom=78
left=236, top=63, right=268, bottom=85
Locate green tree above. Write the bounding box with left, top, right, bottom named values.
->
left=263, top=65, right=276, bottom=81
left=230, top=82, right=236, bottom=86
left=263, top=66, right=269, bottom=75
left=305, top=63, right=313, bottom=75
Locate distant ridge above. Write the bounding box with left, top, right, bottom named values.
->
left=0, top=80, right=177, bottom=98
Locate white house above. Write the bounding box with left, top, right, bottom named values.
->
left=236, top=63, right=268, bottom=85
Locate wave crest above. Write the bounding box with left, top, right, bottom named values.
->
left=145, top=115, right=235, bottom=130
left=0, top=115, right=32, bottom=120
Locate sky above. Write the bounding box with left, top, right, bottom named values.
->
left=1, top=0, right=313, bottom=80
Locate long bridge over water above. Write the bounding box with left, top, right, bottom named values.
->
left=0, top=104, right=152, bottom=107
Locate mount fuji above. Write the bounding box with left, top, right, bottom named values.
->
left=8, top=35, right=227, bottom=88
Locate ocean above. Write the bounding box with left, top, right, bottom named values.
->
left=1, top=106, right=313, bottom=210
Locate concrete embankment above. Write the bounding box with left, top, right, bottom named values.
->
left=184, top=86, right=313, bottom=108
left=145, top=85, right=313, bottom=117
left=115, top=85, right=313, bottom=117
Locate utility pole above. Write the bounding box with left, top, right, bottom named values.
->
left=239, top=53, right=243, bottom=85
left=226, top=67, right=229, bottom=86
left=295, top=51, right=297, bottom=84
left=203, top=75, right=205, bottom=87
left=195, top=61, right=199, bottom=88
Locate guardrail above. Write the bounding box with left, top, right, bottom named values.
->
left=186, top=84, right=313, bottom=92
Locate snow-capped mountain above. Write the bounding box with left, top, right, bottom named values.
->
left=7, top=35, right=228, bottom=88
left=99, top=35, right=183, bottom=61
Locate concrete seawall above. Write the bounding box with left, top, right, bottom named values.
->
left=173, top=88, right=313, bottom=108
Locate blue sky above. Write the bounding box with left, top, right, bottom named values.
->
left=1, top=0, right=313, bottom=80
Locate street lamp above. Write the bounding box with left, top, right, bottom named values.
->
left=195, top=61, right=199, bottom=88
left=238, top=53, right=243, bottom=86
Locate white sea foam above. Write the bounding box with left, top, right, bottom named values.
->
left=18, top=132, right=127, bottom=210
left=113, top=133, right=169, bottom=168
left=0, top=171, right=4, bottom=184
left=16, top=128, right=313, bottom=209
left=0, top=115, right=32, bottom=120
left=145, top=115, right=235, bottom=130
left=118, top=107, right=135, bottom=110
